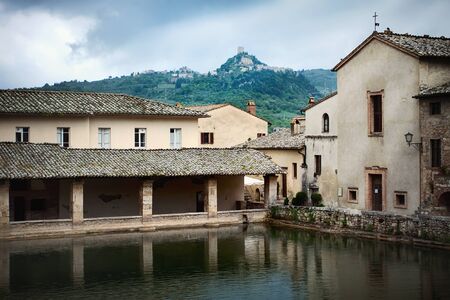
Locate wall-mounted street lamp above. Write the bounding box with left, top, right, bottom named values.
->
left=404, top=132, right=422, bottom=151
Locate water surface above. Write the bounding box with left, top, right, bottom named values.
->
left=0, top=225, right=449, bottom=299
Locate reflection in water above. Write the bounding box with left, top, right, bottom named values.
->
left=0, top=225, right=449, bottom=299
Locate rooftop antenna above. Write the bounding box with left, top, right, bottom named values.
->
left=373, top=12, right=380, bottom=31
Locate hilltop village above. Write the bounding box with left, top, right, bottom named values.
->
left=0, top=29, right=449, bottom=241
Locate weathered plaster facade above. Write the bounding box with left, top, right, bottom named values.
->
left=304, top=94, right=338, bottom=207
left=0, top=115, right=200, bottom=149
left=190, top=104, right=268, bottom=147
left=336, top=39, right=422, bottom=215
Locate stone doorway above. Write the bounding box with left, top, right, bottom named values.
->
left=370, top=174, right=383, bottom=211
left=365, top=168, right=386, bottom=212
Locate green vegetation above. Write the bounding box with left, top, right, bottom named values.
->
left=311, top=193, right=323, bottom=207
left=299, top=69, right=337, bottom=95
left=35, top=53, right=335, bottom=127
left=292, top=191, right=307, bottom=206
left=283, top=197, right=289, bottom=206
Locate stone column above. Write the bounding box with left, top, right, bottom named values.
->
left=142, top=236, right=153, bottom=275
left=71, top=180, right=84, bottom=225
left=207, top=230, right=218, bottom=271
left=140, top=179, right=153, bottom=222
left=0, top=180, right=9, bottom=227
left=204, top=178, right=217, bottom=218
left=264, top=175, right=278, bottom=207
left=72, top=239, right=84, bottom=286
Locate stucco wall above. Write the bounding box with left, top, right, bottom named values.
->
left=0, top=116, right=91, bottom=147
left=419, top=59, right=450, bottom=89
left=336, top=39, right=421, bottom=215
left=261, top=149, right=303, bottom=199
left=0, top=115, right=199, bottom=149
left=197, top=105, right=268, bottom=147
left=304, top=94, right=338, bottom=206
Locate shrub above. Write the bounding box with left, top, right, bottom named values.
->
left=311, top=193, right=323, bottom=207
left=283, top=197, right=289, bottom=206
left=270, top=206, right=280, bottom=218
left=292, top=192, right=307, bottom=206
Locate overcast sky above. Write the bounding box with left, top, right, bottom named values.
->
left=0, top=0, right=449, bottom=88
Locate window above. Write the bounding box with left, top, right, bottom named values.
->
left=322, top=113, right=329, bottom=133
left=430, top=102, right=441, bottom=115
left=57, top=127, right=70, bottom=147
left=431, top=139, right=441, bottom=167
left=134, top=128, right=146, bottom=148
left=200, top=132, right=214, bottom=144
left=16, top=127, right=29, bottom=142
left=314, top=155, right=321, bottom=176
left=293, top=163, right=298, bottom=179
left=170, top=128, right=182, bottom=149
left=394, top=191, right=407, bottom=209
left=348, top=188, right=358, bottom=203
left=98, top=128, right=111, bottom=149
left=257, top=133, right=266, bottom=138
left=369, top=93, right=383, bottom=135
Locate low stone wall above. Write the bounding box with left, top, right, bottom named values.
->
left=270, top=206, right=450, bottom=244
left=0, top=209, right=269, bottom=240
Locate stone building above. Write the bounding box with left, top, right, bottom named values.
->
left=186, top=101, right=269, bottom=148
left=242, top=128, right=305, bottom=200
left=302, top=30, right=450, bottom=215
left=0, top=90, right=205, bottom=149
left=414, top=82, right=450, bottom=214
left=0, top=143, right=282, bottom=239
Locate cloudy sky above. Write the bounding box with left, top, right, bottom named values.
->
left=0, top=0, right=449, bottom=88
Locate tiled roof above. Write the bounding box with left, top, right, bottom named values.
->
left=186, top=104, right=229, bottom=112
left=0, top=90, right=207, bottom=117
left=333, top=31, right=450, bottom=71
left=414, top=81, right=450, bottom=98
left=0, top=142, right=284, bottom=179
left=377, top=32, right=450, bottom=57
left=241, top=128, right=304, bottom=150
left=302, top=92, right=337, bottom=112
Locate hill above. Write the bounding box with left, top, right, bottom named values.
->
left=299, top=69, right=337, bottom=95
left=37, top=52, right=334, bottom=127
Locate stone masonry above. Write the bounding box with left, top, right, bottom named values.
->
left=419, top=95, right=450, bottom=214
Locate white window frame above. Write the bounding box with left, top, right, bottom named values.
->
left=98, top=128, right=111, bottom=149
left=170, top=128, right=182, bottom=149
left=16, top=127, right=29, bottom=142
left=57, top=127, right=70, bottom=148
left=134, top=128, right=146, bottom=148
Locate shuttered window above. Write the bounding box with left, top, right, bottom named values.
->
left=170, top=128, right=182, bottom=149
left=431, top=139, right=441, bottom=167
left=98, top=128, right=111, bottom=149
left=200, top=132, right=214, bottom=144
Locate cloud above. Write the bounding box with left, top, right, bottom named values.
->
left=0, top=0, right=449, bottom=88
left=0, top=7, right=120, bottom=88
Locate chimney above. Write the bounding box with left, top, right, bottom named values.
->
left=237, top=46, right=245, bottom=54
left=247, top=100, right=256, bottom=116
left=308, top=96, right=315, bottom=104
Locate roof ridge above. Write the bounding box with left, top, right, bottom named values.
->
left=377, top=31, right=450, bottom=40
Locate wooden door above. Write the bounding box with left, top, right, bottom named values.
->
left=371, top=175, right=383, bottom=211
